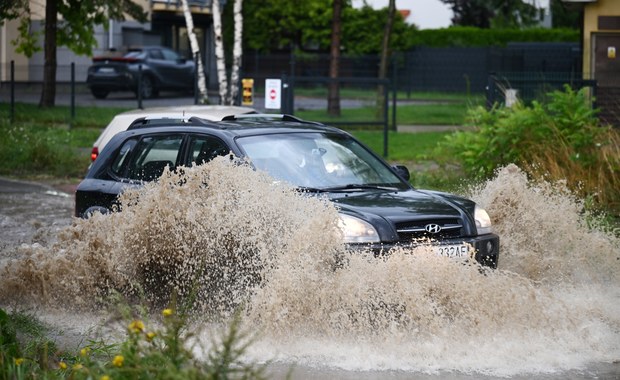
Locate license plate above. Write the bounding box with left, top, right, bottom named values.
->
left=98, top=67, right=115, bottom=73
left=435, top=244, right=469, bottom=258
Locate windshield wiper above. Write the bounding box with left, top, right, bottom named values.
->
left=296, top=184, right=401, bottom=193
left=322, top=184, right=400, bottom=192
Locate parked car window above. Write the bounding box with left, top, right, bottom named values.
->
left=148, top=49, right=164, bottom=60
left=125, top=51, right=146, bottom=59
left=161, top=49, right=180, bottom=61
left=125, top=135, right=183, bottom=181
left=188, top=136, right=230, bottom=166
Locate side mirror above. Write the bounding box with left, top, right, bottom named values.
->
left=392, top=165, right=410, bottom=181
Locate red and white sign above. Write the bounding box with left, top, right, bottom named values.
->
left=265, top=79, right=281, bottom=109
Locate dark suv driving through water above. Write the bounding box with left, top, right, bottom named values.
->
left=75, top=114, right=499, bottom=268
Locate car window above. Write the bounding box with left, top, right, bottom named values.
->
left=123, top=135, right=183, bottom=181
left=237, top=132, right=406, bottom=189
left=148, top=49, right=164, bottom=60
left=188, top=135, right=230, bottom=166
left=110, top=138, right=138, bottom=176
left=161, top=49, right=180, bottom=61
left=124, top=50, right=146, bottom=59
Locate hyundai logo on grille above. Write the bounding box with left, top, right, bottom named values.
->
left=425, top=223, right=442, bottom=234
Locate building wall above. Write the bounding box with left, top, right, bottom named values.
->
left=583, top=0, right=620, bottom=126
left=583, top=0, right=620, bottom=76
left=0, top=19, right=30, bottom=81
left=1, top=0, right=214, bottom=83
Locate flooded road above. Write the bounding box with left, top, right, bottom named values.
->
left=0, top=164, right=619, bottom=379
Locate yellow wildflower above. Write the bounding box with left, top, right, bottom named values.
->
left=14, top=358, right=24, bottom=366
left=59, top=361, right=67, bottom=369
left=73, top=363, right=83, bottom=370
left=162, top=308, right=173, bottom=317
left=80, top=347, right=91, bottom=357
left=146, top=331, right=156, bottom=342
left=100, top=376, right=111, bottom=380
left=112, top=355, right=124, bottom=368
left=128, top=319, right=145, bottom=333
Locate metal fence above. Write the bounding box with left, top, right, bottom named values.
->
left=485, top=71, right=597, bottom=108
left=243, top=43, right=583, bottom=96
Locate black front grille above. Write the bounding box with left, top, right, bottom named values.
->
left=395, top=218, right=463, bottom=242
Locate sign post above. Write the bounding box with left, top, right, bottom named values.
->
left=265, top=79, right=281, bottom=110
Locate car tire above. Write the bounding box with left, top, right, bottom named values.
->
left=83, top=206, right=110, bottom=218
left=139, top=75, right=158, bottom=99
left=91, top=88, right=109, bottom=99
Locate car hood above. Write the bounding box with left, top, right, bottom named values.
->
left=329, top=188, right=474, bottom=223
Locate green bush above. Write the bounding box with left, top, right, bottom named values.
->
left=442, top=85, right=620, bottom=214
left=408, top=26, right=579, bottom=48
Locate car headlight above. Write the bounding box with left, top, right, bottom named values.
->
left=474, top=205, right=492, bottom=235
left=338, top=214, right=380, bottom=243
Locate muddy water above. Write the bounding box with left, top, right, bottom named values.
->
left=0, top=162, right=618, bottom=379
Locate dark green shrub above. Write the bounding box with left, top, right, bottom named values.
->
left=408, top=27, right=579, bottom=48
left=442, top=85, right=620, bottom=214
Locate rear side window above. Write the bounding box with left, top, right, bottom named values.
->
left=188, top=135, right=230, bottom=166
left=110, top=138, right=137, bottom=175
left=161, top=49, right=180, bottom=61
left=116, top=135, right=183, bottom=181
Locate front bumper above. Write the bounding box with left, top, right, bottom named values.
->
left=349, top=233, right=500, bottom=269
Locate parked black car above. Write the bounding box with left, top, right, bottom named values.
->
left=75, top=115, right=499, bottom=268
left=86, top=46, right=195, bottom=99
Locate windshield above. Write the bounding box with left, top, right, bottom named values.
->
left=236, top=132, right=408, bottom=191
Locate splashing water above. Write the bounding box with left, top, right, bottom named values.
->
left=0, top=161, right=618, bottom=377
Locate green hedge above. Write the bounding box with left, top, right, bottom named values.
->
left=407, top=27, right=579, bottom=48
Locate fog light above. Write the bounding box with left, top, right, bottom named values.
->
left=486, top=241, right=494, bottom=254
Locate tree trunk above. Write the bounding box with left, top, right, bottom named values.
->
left=228, top=0, right=243, bottom=105
left=376, top=0, right=396, bottom=117
left=180, top=0, right=208, bottom=103
left=327, top=0, right=342, bottom=117
left=212, top=0, right=228, bottom=105
left=39, top=0, right=57, bottom=108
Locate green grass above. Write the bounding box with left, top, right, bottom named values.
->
left=350, top=130, right=449, bottom=161
left=0, top=103, right=129, bottom=129
left=295, top=92, right=483, bottom=126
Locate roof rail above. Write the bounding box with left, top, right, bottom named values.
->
left=221, top=113, right=323, bottom=125
left=127, top=116, right=214, bottom=130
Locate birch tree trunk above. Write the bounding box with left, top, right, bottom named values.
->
left=212, top=0, right=229, bottom=105
left=180, top=0, right=208, bottom=103
left=228, top=0, right=244, bottom=105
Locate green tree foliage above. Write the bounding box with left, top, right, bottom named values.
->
left=551, top=0, right=581, bottom=29
left=342, top=5, right=413, bottom=55
left=0, top=0, right=27, bottom=23
left=441, top=0, right=542, bottom=28
left=241, top=0, right=414, bottom=54
left=2, top=0, right=147, bottom=58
